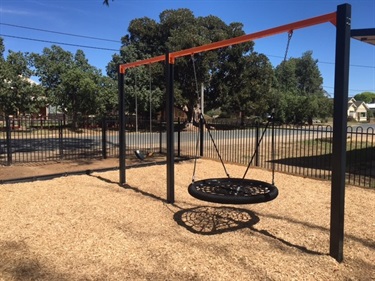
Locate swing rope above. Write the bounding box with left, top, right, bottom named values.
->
left=242, top=109, right=275, bottom=180
left=284, top=30, right=293, bottom=61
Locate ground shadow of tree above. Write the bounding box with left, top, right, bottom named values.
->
left=0, top=240, right=72, bottom=280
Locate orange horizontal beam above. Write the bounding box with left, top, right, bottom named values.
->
left=119, top=11, right=336, bottom=72
left=171, top=11, right=336, bottom=59
left=119, top=54, right=165, bottom=74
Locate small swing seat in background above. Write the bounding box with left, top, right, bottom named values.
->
left=188, top=178, right=278, bottom=204
left=134, top=150, right=154, bottom=161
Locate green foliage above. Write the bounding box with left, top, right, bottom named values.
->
left=30, top=45, right=117, bottom=120
left=110, top=8, right=328, bottom=124
left=216, top=52, right=274, bottom=122
left=0, top=45, right=44, bottom=116
left=0, top=38, right=5, bottom=58
left=275, top=51, right=329, bottom=124
left=2, top=6, right=332, bottom=125
left=354, top=92, right=375, bottom=103
left=110, top=8, right=253, bottom=121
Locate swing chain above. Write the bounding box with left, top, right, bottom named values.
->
left=191, top=54, right=200, bottom=99
left=283, top=30, right=293, bottom=62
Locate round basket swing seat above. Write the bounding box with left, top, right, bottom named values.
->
left=188, top=178, right=278, bottom=205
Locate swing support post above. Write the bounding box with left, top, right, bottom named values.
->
left=330, top=3, right=351, bottom=263
left=165, top=50, right=175, bottom=203
left=118, top=64, right=126, bottom=185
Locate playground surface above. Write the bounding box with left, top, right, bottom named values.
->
left=0, top=159, right=374, bottom=280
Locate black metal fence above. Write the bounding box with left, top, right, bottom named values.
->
left=0, top=116, right=164, bottom=165
left=1, top=116, right=374, bottom=188
left=180, top=119, right=374, bottom=189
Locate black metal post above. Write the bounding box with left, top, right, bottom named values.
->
left=159, top=119, right=162, bottom=154
left=255, top=121, right=260, bottom=167
left=177, top=117, right=181, bottom=158
left=5, top=116, right=12, bottom=166
left=330, top=3, right=351, bottom=263
left=102, top=118, right=107, bottom=159
left=199, top=117, right=204, bottom=157
left=118, top=64, right=126, bottom=185
left=58, top=120, right=63, bottom=160
left=166, top=51, right=175, bottom=203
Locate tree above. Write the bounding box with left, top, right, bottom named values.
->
left=212, top=52, right=274, bottom=123
left=295, top=51, right=323, bottom=94
left=354, top=92, right=375, bottom=103
left=110, top=9, right=252, bottom=122
left=96, top=75, right=118, bottom=116
left=275, top=51, right=329, bottom=124
left=0, top=41, right=44, bottom=116
left=31, top=46, right=117, bottom=126
left=0, top=37, right=4, bottom=57
left=31, top=45, right=74, bottom=106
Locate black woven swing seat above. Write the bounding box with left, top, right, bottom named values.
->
left=188, top=178, right=278, bottom=204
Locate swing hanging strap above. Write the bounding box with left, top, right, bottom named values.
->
left=284, top=30, right=293, bottom=61
left=201, top=114, right=231, bottom=178
left=242, top=109, right=275, bottom=180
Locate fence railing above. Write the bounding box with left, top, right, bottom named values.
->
left=198, top=120, right=374, bottom=189
left=1, top=116, right=374, bottom=188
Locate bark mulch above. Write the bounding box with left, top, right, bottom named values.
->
left=0, top=159, right=374, bottom=280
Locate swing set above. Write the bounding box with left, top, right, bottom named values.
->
left=118, top=4, right=374, bottom=262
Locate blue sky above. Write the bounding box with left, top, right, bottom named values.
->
left=0, top=0, right=374, bottom=97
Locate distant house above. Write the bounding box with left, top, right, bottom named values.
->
left=347, top=97, right=369, bottom=122
left=366, top=102, right=375, bottom=115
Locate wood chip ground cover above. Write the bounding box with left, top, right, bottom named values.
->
left=0, top=159, right=374, bottom=280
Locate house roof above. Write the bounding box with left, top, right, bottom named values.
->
left=354, top=101, right=363, bottom=107
left=348, top=98, right=369, bottom=110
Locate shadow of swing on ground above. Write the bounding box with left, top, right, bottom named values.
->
left=174, top=206, right=325, bottom=256
left=174, top=206, right=259, bottom=235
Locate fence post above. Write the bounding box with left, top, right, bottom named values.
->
left=102, top=118, right=107, bottom=159
left=59, top=120, right=63, bottom=160
left=199, top=116, right=204, bottom=157
left=255, top=121, right=260, bottom=166
left=159, top=119, right=162, bottom=154
left=5, top=116, right=12, bottom=166
left=177, top=117, right=181, bottom=157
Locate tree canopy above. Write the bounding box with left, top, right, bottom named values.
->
left=354, top=92, right=375, bottom=103
left=30, top=46, right=117, bottom=125
left=0, top=39, right=44, bottom=116
left=275, top=51, right=330, bottom=124
left=109, top=8, right=259, bottom=121
left=109, top=8, right=330, bottom=124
